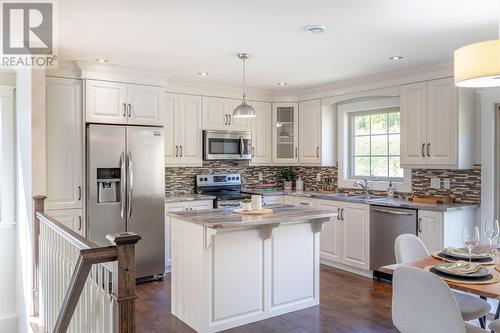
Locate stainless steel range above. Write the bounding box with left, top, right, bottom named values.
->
left=196, top=173, right=251, bottom=208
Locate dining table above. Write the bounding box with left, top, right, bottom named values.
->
left=380, top=247, right=500, bottom=319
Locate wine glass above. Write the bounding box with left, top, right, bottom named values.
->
left=462, top=225, right=480, bottom=262
left=483, top=219, right=499, bottom=255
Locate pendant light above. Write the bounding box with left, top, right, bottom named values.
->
left=454, top=6, right=500, bottom=87
left=233, top=53, right=256, bottom=118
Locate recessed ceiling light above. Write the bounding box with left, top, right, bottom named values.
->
left=277, top=82, right=288, bottom=86
left=198, top=72, right=210, bottom=76
left=305, top=25, right=327, bottom=34
left=389, top=56, right=403, bottom=60
left=95, top=58, right=108, bottom=63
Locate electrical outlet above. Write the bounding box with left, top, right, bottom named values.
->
left=258, top=172, right=263, bottom=181
left=316, top=172, right=321, bottom=182
left=443, top=178, right=451, bottom=190
left=430, top=178, right=441, bottom=189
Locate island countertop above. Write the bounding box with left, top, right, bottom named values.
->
left=168, top=204, right=337, bottom=229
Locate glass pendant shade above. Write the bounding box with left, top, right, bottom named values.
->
left=233, top=100, right=256, bottom=118
left=454, top=39, right=500, bottom=87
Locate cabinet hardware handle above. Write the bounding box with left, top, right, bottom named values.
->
left=128, top=103, right=132, bottom=117
left=427, top=143, right=430, bottom=157
left=418, top=218, right=422, bottom=233
left=341, top=208, right=344, bottom=221
left=228, top=114, right=231, bottom=125
left=421, top=143, right=426, bottom=157
left=175, top=146, right=178, bottom=157
left=123, top=103, right=126, bottom=117
left=251, top=146, right=255, bottom=157
left=300, top=202, right=309, bottom=206
left=336, top=208, right=340, bottom=220
left=78, top=216, right=82, bottom=231
left=316, top=146, right=320, bottom=158
left=179, top=145, right=183, bottom=157
left=295, top=147, right=298, bottom=158
left=78, top=186, right=82, bottom=201
left=373, top=208, right=413, bottom=216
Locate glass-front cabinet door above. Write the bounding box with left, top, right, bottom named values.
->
left=272, top=102, right=299, bottom=164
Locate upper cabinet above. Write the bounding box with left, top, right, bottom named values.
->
left=85, top=80, right=163, bottom=126
left=400, top=78, right=474, bottom=169
left=165, top=93, right=203, bottom=167
left=272, top=102, right=299, bottom=164
left=202, top=96, right=250, bottom=131
left=299, top=99, right=322, bottom=164
left=249, top=101, right=272, bottom=165
left=46, top=77, right=83, bottom=210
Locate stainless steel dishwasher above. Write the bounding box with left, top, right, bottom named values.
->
left=370, top=205, right=417, bottom=279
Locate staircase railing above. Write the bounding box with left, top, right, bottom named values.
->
left=32, top=195, right=140, bottom=333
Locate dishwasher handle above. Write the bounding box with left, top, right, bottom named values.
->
left=372, top=208, right=414, bottom=216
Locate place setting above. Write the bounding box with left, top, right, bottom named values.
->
left=428, top=221, right=500, bottom=285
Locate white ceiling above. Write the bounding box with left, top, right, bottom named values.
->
left=59, top=0, right=499, bottom=91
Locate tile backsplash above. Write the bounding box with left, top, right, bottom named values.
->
left=165, top=162, right=481, bottom=204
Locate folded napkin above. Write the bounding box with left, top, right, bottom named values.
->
left=444, top=247, right=486, bottom=257
left=443, top=261, right=481, bottom=274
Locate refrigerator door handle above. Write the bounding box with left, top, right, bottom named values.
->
left=120, top=151, right=126, bottom=218
left=127, top=151, right=134, bottom=218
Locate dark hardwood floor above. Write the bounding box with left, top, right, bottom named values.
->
left=136, top=265, right=398, bottom=333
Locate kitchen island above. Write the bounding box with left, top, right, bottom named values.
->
left=168, top=204, right=337, bottom=333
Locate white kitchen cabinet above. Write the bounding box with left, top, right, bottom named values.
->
left=299, top=99, right=321, bottom=164
left=165, top=200, right=213, bottom=272
left=400, top=78, right=474, bottom=169
left=294, top=197, right=316, bottom=208
left=316, top=200, right=342, bottom=264
left=263, top=195, right=284, bottom=206
left=47, top=209, right=84, bottom=237
left=340, top=202, right=370, bottom=270
left=126, top=84, right=164, bottom=125
left=165, top=93, right=203, bottom=167
left=86, top=79, right=163, bottom=125
left=250, top=101, right=272, bottom=165
left=284, top=195, right=295, bottom=205
left=418, top=208, right=475, bottom=254
left=46, top=77, right=83, bottom=211
left=202, top=96, right=250, bottom=131
left=273, top=102, right=299, bottom=164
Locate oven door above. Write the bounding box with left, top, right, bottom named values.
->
left=204, top=130, right=251, bottom=160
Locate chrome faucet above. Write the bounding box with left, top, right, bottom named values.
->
left=353, top=179, right=370, bottom=195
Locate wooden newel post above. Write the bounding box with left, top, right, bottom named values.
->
left=106, top=232, right=141, bottom=333
left=32, top=195, right=47, bottom=317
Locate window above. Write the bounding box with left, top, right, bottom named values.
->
left=350, top=107, right=403, bottom=180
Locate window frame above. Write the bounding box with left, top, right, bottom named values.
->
left=349, top=107, right=403, bottom=182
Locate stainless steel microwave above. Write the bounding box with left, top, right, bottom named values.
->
left=203, top=130, right=252, bottom=160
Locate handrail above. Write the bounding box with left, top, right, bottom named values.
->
left=33, top=195, right=140, bottom=333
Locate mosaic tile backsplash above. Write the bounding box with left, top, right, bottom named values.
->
left=165, top=162, right=481, bottom=204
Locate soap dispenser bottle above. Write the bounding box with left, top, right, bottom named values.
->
left=387, top=181, right=395, bottom=198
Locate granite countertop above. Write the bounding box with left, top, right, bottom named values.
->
left=168, top=204, right=337, bottom=229
left=165, top=193, right=215, bottom=203
left=243, top=189, right=479, bottom=212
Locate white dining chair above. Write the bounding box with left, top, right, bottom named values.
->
left=392, top=266, right=488, bottom=333
left=394, top=234, right=491, bottom=328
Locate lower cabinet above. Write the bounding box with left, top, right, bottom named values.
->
left=46, top=209, right=84, bottom=237
left=316, top=199, right=370, bottom=271
left=418, top=209, right=474, bottom=253
left=165, top=200, right=213, bottom=272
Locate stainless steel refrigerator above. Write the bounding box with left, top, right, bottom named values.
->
left=86, top=124, right=165, bottom=281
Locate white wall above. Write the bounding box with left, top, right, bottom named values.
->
left=15, top=69, right=46, bottom=333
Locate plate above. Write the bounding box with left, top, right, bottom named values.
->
left=442, top=247, right=491, bottom=260
left=434, top=262, right=490, bottom=278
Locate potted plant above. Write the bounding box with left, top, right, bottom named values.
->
left=279, top=168, right=295, bottom=191
left=241, top=198, right=252, bottom=211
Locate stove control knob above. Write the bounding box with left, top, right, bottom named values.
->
left=204, top=177, right=208, bottom=181
left=236, top=177, right=239, bottom=180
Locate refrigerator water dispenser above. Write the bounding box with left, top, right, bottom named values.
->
left=97, top=168, right=121, bottom=203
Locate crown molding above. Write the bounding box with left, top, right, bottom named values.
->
left=299, top=61, right=454, bottom=101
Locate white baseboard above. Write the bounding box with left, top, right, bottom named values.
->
left=0, top=314, right=18, bottom=333
left=320, top=260, right=373, bottom=279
